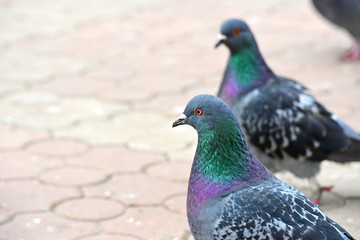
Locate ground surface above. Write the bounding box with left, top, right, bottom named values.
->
left=0, top=0, right=360, bottom=239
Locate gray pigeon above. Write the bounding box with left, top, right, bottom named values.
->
left=215, top=19, right=360, bottom=200
left=312, top=0, right=360, bottom=61
left=172, top=94, right=354, bottom=240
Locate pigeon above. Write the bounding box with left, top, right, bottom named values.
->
left=215, top=19, right=360, bottom=200
left=172, top=94, right=354, bottom=240
left=312, top=0, right=360, bottom=61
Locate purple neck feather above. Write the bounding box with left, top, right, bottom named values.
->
left=187, top=148, right=270, bottom=214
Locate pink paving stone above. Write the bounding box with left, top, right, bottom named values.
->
left=0, top=212, right=98, bottom=240
left=35, top=75, right=117, bottom=97
left=0, top=180, right=80, bottom=214
left=146, top=162, right=191, bottom=183
left=76, top=233, right=143, bottom=240
left=83, top=174, right=186, bottom=206
left=17, top=20, right=143, bottom=60
left=99, top=74, right=196, bottom=103
left=134, top=93, right=190, bottom=116
left=39, top=166, right=108, bottom=187
left=134, top=83, right=218, bottom=116
left=26, top=139, right=89, bottom=157
left=0, top=151, right=63, bottom=180
left=101, top=206, right=189, bottom=240
left=65, top=147, right=164, bottom=174
left=0, top=124, right=48, bottom=149
left=55, top=198, right=125, bottom=221
left=164, top=194, right=187, bottom=215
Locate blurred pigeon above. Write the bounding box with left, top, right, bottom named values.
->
left=215, top=19, right=360, bottom=201
left=172, top=94, right=354, bottom=240
left=312, top=0, right=360, bottom=61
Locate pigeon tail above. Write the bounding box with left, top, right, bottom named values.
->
left=327, top=138, right=360, bottom=162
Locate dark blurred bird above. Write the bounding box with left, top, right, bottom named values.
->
left=173, top=94, right=355, bottom=240
left=215, top=18, right=360, bottom=201
left=312, top=0, right=360, bottom=61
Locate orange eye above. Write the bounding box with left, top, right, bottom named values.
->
left=233, top=28, right=241, bottom=35
left=194, top=108, right=204, bottom=116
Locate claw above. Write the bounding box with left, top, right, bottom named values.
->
left=312, top=185, right=333, bottom=205
left=319, top=186, right=333, bottom=192
left=341, top=43, right=360, bottom=61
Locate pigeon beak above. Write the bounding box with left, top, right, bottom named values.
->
left=172, top=113, right=188, bottom=128
left=215, top=34, right=226, bottom=48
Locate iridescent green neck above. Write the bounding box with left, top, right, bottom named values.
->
left=194, top=117, right=253, bottom=184
left=188, top=115, right=270, bottom=211
left=218, top=43, right=273, bottom=103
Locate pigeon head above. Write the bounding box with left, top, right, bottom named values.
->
left=173, top=95, right=269, bottom=207
left=215, top=19, right=255, bottom=53
left=172, top=94, right=239, bottom=132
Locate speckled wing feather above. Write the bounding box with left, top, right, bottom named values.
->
left=234, top=77, right=349, bottom=162
left=212, top=178, right=354, bottom=240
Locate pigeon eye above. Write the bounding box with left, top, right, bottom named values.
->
left=194, top=108, right=204, bottom=116
left=233, top=28, right=241, bottom=35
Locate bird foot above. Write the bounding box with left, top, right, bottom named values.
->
left=312, top=185, right=333, bottom=205
left=341, top=44, right=360, bottom=61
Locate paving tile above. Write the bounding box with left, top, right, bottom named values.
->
left=84, top=174, right=186, bottom=206
left=127, top=125, right=196, bottom=153
left=101, top=206, right=189, bottom=240
left=39, top=166, right=108, bottom=187
left=75, top=233, right=143, bottom=240
left=35, top=75, right=118, bottom=97
left=0, top=0, right=171, bottom=44
left=0, top=51, right=91, bottom=83
left=26, top=139, right=89, bottom=157
left=145, top=162, right=191, bottom=183
left=0, top=82, right=24, bottom=97
left=0, top=91, right=129, bottom=130
left=65, top=147, right=164, bottom=174
left=164, top=194, right=187, bottom=215
left=317, top=162, right=360, bottom=198
left=0, top=180, right=80, bottom=214
left=167, top=144, right=196, bottom=162
left=54, top=112, right=170, bottom=146
left=0, top=125, right=48, bottom=150
left=0, top=212, right=98, bottom=240
left=0, top=152, right=63, bottom=180
left=55, top=198, right=125, bottom=221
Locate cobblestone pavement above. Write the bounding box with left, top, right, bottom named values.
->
left=0, top=0, right=360, bottom=239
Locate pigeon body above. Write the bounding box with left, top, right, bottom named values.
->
left=312, top=0, right=360, bottom=61
left=216, top=19, right=360, bottom=180
left=172, top=94, right=354, bottom=240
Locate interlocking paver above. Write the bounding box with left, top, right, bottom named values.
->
left=0, top=180, right=79, bottom=214
left=26, top=139, right=89, bottom=157
left=55, top=198, right=125, bottom=221
left=64, top=147, right=164, bottom=174
left=164, top=194, right=187, bottom=215
left=127, top=126, right=196, bottom=153
left=0, top=0, right=360, bottom=239
left=84, top=174, right=186, bottom=206
left=0, top=125, right=48, bottom=149
left=0, top=152, right=63, bottom=180
left=75, top=233, right=143, bottom=240
left=101, top=206, right=188, bottom=240
left=39, top=166, right=108, bottom=187
left=0, top=212, right=98, bottom=240
left=0, top=92, right=129, bottom=130
left=54, top=111, right=171, bottom=146
left=145, top=162, right=191, bottom=183
left=0, top=51, right=92, bottom=83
